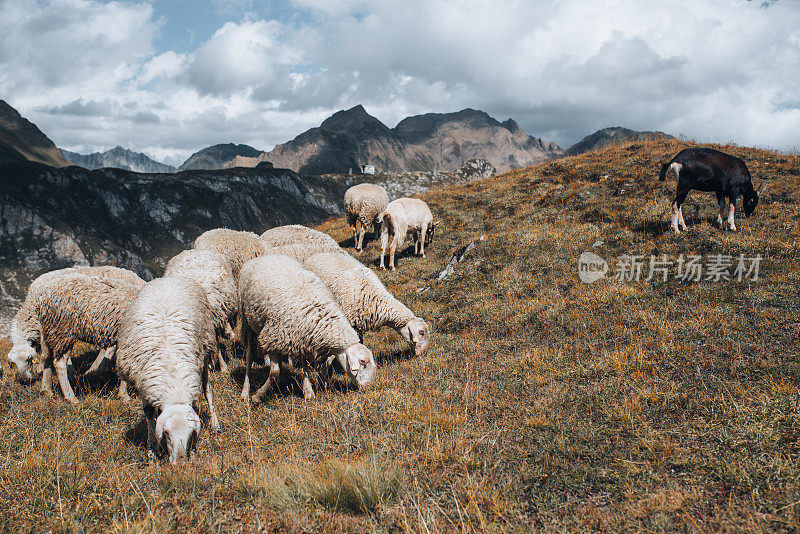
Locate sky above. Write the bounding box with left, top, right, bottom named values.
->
left=0, top=0, right=798, bottom=166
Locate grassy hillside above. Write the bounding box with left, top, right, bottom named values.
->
left=0, top=139, right=798, bottom=531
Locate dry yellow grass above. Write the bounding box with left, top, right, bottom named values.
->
left=1, top=139, right=799, bottom=531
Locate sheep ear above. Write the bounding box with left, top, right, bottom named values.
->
left=155, top=414, right=165, bottom=441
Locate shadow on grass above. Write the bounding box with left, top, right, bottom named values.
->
left=375, top=347, right=415, bottom=365
left=123, top=416, right=149, bottom=451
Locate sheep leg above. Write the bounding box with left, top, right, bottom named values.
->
left=727, top=198, right=737, bottom=231
left=251, top=357, right=280, bottom=404
left=389, top=241, right=397, bottom=271
left=40, top=367, right=54, bottom=396
left=54, top=353, right=79, bottom=405
left=419, top=223, right=428, bottom=257
left=672, top=188, right=689, bottom=234
left=203, top=363, right=221, bottom=432
left=717, top=194, right=726, bottom=230
left=86, top=347, right=112, bottom=376
left=224, top=321, right=236, bottom=340
left=39, top=341, right=54, bottom=396
left=357, top=223, right=366, bottom=252
left=240, top=329, right=254, bottom=401
left=118, top=379, right=131, bottom=401
left=678, top=206, right=688, bottom=231
left=216, top=345, right=229, bottom=374
left=301, top=370, right=316, bottom=400
left=144, top=402, right=159, bottom=460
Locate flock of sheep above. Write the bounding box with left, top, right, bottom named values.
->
left=5, top=184, right=435, bottom=465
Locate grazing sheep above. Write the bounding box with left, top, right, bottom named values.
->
left=164, top=249, right=237, bottom=373
left=659, top=147, right=763, bottom=234
left=193, top=228, right=268, bottom=280
left=238, top=255, right=376, bottom=403
left=7, top=266, right=145, bottom=404
left=260, top=225, right=340, bottom=249
left=263, top=241, right=344, bottom=263
left=303, top=252, right=430, bottom=357
left=116, top=276, right=220, bottom=465
left=344, top=183, right=389, bottom=251
left=377, top=198, right=437, bottom=270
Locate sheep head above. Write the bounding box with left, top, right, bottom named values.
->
left=156, top=404, right=201, bottom=465
left=400, top=317, right=430, bottom=357
left=6, top=343, right=43, bottom=383
left=339, top=343, right=376, bottom=388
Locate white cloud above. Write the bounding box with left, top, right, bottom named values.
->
left=0, top=0, right=798, bottom=165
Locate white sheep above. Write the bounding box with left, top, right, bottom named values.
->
left=263, top=241, right=344, bottom=263
left=377, top=198, right=437, bottom=270
left=164, top=249, right=237, bottom=373
left=116, top=276, right=220, bottom=465
left=238, top=254, right=376, bottom=403
left=260, top=224, right=340, bottom=249
left=6, top=266, right=145, bottom=404
left=344, top=183, right=389, bottom=252
left=193, top=228, right=268, bottom=280
left=303, top=252, right=430, bottom=357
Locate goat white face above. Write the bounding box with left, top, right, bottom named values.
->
left=341, top=343, right=376, bottom=388
left=155, top=404, right=201, bottom=465
left=400, top=317, right=430, bottom=357
left=7, top=342, right=42, bottom=383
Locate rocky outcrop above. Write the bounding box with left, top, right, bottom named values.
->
left=566, top=127, right=674, bottom=156
left=0, top=100, right=72, bottom=167
left=61, top=146, right=176, bottom=173
left=178, top=143, right=263, bottom=171
left=261, top=105, right=561, bottom=175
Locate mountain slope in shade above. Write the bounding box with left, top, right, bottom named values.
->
left=0, top=100, right=72, bottom=167
left=566, top=126, right=674, bottom=156
left=178, top=143, right=262, bottom=171
left=61, top=146, right=176, bottom=173
left=263, top=105, right=560, bottom=175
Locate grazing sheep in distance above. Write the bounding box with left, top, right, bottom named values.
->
left=303, top=252, right=430, bottom=357
left=116, top=276, right=220, bottom=465
left=238, top=255, right=376, bottom=403
left=344, top=183, right=390, bottom=251
left=7, top=266, right=145, bottom=404
left=193, top=228, right=268, bottom=280
left=260, top=224, right=340, bottom=249
left=164, top=249, right=237, bottom=373
left=377, top=198, right=437, bottom=270
left=659, top=147, right=763, bottom=234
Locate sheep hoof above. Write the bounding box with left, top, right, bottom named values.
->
left=250, top=394, right=262, bottom=405
left=391, top=267, right=396, bottom=271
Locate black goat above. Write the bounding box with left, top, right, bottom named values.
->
left=659, top=147, right=763, bottom=234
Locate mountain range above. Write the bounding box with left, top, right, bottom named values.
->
left=263, top=105, right=563, bottom=174
left=60, top=146, right=176, bottom=173
left=47, top=103, right=675, bottom=174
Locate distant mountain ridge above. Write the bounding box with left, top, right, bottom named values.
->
left=262, top=105, right=563, bottom=175
left=0, top=100, right=72, bottom=167
left=178, top=143, right=262, bottom=171
left=61, top=146, right=176, bottom=173
left=566, top=126, right=674, bottom=156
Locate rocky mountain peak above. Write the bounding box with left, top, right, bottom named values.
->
left=0, top=100, right=72, bottom=167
